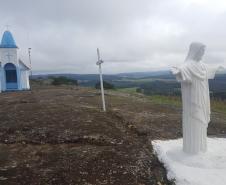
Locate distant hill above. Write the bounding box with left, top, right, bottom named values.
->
left=32, top=71, right=171, bottom=80
left=117, top=70, right=171, bottom=78
left=32, top=71, right=170, bottom=86
left=32, top=73, right=121, bottom=87
left=32, top=71, right=226, bottom=99
left=32, top=73, right=120, bottom=81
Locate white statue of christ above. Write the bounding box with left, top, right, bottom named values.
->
left=171, top=42, right=222, bottom=154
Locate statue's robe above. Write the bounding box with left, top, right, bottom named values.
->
left=172, top=61, right=219, bottom=154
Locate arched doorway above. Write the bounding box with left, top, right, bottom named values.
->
left=4, top=63, right=18, bottom=90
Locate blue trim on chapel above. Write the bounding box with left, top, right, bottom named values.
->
left=4, top=63, right=18, bottom=90
left=0, top=31, right=18, bottom=48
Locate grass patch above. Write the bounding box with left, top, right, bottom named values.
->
left=212, top=100, right=226, bottom=114
left=148, top=95, right=226, bottom=114
left=147, top=95, right=182, bottom=107
left=116, top=88, right=226, bottom=114
left=116, top=87, right=138, bottom=95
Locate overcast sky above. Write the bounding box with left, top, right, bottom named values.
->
left=0, top=0, right=226, bottom=74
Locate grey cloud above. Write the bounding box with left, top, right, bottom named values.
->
left=0, top=0, right=225, bottom=74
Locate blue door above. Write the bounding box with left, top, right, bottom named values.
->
left=4, top=63, right=18, bottom=90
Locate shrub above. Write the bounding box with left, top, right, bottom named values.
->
left=51, top=76, right=78, bottom=86
left=95, top=81, right=115, bottom=89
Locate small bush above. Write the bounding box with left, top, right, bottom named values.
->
left=51, top=76, right=78, bottom=86
left=95, top=81, right=115, bottom=89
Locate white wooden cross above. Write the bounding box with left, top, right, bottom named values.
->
left=96, top=48, right=106, bottom=112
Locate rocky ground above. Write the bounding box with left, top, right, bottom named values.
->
left=0, top=85, right=225, bottom=185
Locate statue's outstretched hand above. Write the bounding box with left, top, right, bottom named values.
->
left=171, top=66, right=180, bottom=75
left=218, top=66, right=225, bottom=71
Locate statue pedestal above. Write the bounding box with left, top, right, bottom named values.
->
left=152, top=138, right=226, bottom=185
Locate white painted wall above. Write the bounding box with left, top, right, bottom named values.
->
left=0, top=48, right=18, bottom=66
left=0, top=48, right=19, bottom=91
left=20, top=70, right=30, bottom=90
left=0, top=48, right=30, bottom=92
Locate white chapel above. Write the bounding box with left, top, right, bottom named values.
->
left=0, top=30, right=30, bottom=92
